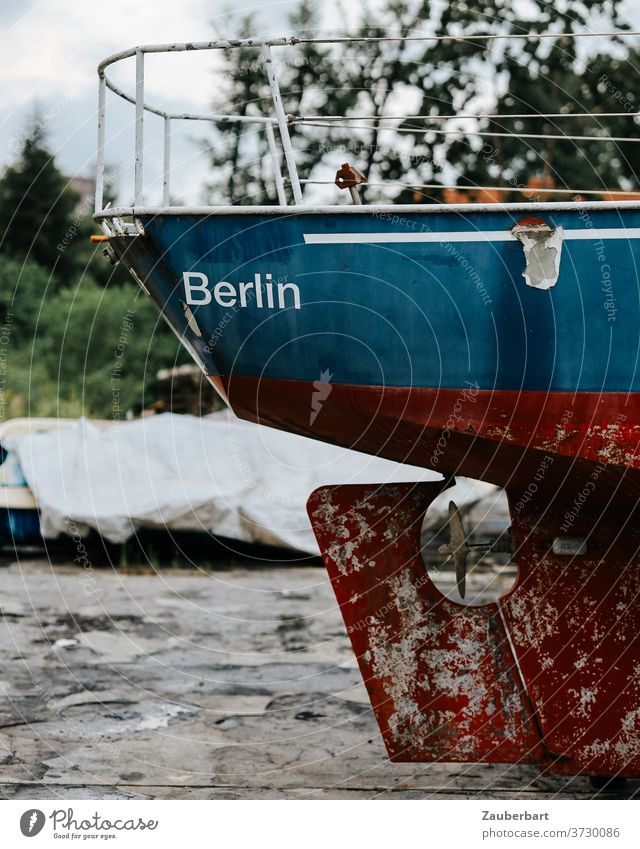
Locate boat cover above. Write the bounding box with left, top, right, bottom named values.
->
left=4, top=412, right=502, bottom=553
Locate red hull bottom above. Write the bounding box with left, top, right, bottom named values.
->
left=217, top=375, right=640, bottom=515
left=215, top=375, right=640, bottom=776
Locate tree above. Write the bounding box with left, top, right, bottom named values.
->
left=205, top=2, right=358, bottom=204
left=0, top=253, right=190, bottom=421
left=34, top=279, right=189, bottom=418
left=206, top=0, right=640, bottom=203
left=0, top=124, right=80, bottom=276
left=0, top=121, right=132, bottom=287
left=0, top=118, right=193, bottom=422
left=399, top=0, right=640, bottom=199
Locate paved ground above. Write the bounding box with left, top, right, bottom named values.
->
left=0, top=558, right=638, bottom=800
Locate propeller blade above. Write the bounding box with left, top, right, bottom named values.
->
left=455, top=552, right=467, bottom=599
left=437, top=501, right=469, bottom=600
left=448, top=500, right=466, bottom=548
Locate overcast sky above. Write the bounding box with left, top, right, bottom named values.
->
left=1, top=0, right=639, bottom=208
left=0, top=0, right=304, bottom=206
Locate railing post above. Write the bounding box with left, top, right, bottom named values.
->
left=134, top=49, right=145, bottom=205
left=260, top=44, right=303, bottom=205
left=265, top=121, right=287, bottom=206
left=95, top=75, right=106, bottom=214
left=163, top=115, right=171, bottom=206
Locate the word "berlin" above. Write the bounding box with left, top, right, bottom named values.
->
left=183, top=272, right=301, bottom=310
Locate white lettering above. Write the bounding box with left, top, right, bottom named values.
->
left=181, top=271, right=301, bottom=311
left=183, top=272, right=211, bottom=305
left=240, top=280, right=253, bottom=307
left=214, top=281, right=237, bottom=307
left=277, top=282, right=301, bottom=310
left=254, top=274, right=263, bottom=308
left=265, top=274, right=274, bottom=308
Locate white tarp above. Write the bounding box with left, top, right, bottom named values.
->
left=5, top=412, right=504, bottom=554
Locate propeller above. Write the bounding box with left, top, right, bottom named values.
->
left=438, top=500, right=470, bottom=599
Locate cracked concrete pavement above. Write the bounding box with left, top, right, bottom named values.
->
left=0, top=558, right=637, bottom=800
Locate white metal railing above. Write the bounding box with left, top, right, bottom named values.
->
left=96, top=32, right=640, bottom=220
left=95, top=38, right=303, bottom=216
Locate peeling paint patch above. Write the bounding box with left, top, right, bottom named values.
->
left=513, top=221, right=563, bottom=290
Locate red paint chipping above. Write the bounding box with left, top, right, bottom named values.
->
left=308, top=482, right=640, bottom=776
left=308, top=482, right=543, bottom=763
left=514, top=215, right=549, bottom=228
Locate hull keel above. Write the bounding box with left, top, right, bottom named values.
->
left=308, top=481, right=640, bottom=776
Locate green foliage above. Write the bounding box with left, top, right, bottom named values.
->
left=0, top=124, right=131, bottom=285
left=207, top=0, right=640, bottom=202
left=205, top=2, right=360, bottom=204
left=404, top=0, right=640, bottom=196
left=35, top=278, right=187, bottom=418
left=0, top=128, right=79, bottom=276
left=0, top=255, right=188, bottom=421
left=0, top=124, right=187, bottom=421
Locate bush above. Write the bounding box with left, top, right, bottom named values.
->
left=0, top=256, right=189, bottom=421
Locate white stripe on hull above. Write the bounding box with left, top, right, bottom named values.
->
left=303, top=228, right=640, bottom=244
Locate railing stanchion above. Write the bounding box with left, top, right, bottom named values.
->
left=265, top=121, right=287, bottom=206
left=134, top=49, right=145, bottom=205
left=163, top=116, right=171, bottom=206
left=95, top=75, right=106, bottom=215
left=261, top=44, right=303, bottom=204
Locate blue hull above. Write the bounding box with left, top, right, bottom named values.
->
left=136, top=206, right=637, bottom=394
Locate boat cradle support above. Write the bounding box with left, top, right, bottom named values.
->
left=307, top=481, right=640, bottom=777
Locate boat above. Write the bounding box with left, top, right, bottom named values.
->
left=0, top=418, right=53, bottom=549
left=0, top=417, right=124, bottom=553
left=94, top=35, right=640, bottom=780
